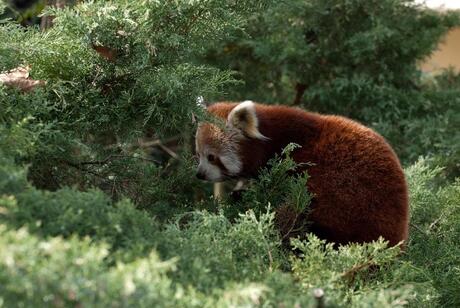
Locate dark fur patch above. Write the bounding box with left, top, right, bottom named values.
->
left=214, top=157, right=229, bottom=173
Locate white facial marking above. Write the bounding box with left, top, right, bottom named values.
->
left=219, top=151, right=242, bottom=175
left=198, top=156, right=222, bottom=181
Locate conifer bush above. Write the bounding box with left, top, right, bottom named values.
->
left=1, top=0, right=460, bottom=307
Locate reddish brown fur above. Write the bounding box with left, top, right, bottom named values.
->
left=206, top=102, right=409, bottom=247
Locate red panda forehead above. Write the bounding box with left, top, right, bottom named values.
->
left=196, top=123, right=227, bottom=153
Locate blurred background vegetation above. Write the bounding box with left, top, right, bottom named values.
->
left=1, top=0, right=460, bottom=306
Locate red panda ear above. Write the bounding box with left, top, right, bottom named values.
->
left=227, top=101, right=268, bottom=140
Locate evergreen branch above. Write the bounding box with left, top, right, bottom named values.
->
left=340, top=260, right=376, bottom=284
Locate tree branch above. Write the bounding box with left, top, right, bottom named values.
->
left=293, top=83, right=307, bottom=105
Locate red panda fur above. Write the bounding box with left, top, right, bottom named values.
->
left=206, top=102, right=409, bottom=247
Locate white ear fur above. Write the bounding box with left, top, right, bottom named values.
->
left=196, top=96, right=206, bottom=108
left=227, top=100, right=268, bottom=140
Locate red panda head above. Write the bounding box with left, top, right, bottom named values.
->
left=195, top=101, right=268, bottom=182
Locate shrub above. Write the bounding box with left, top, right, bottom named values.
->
left=405, top=159, right=460, bottom=306
left=1, top=0, right=460, bottom=306
left=0, top=225, right=185, bottom=307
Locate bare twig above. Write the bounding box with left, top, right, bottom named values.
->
left=282, top=211, right=302, bottom=241
left=267, top=248, right=273, bottom=273
left=340, top=260, right=375, bottom=282
left=157, top=143, right=179, bottom=159
left=61, top=153, right=158, bottom=180
left=103, top=136, right=181, bottom=151
left=137, top=136, right=181, bottom=148
left=182, top=7, right=206, bottom=35
left=428, top=214, right=445, bottom=232
left=410, top=222, right=427, bottom=235
left=61, top=160, right=106, bottom=179
left=78, top=154, right=159, bottom=165
left=287, top=224, right=309, bottom=235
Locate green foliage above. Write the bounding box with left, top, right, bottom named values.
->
left=405, top=159, right=460, bottom=306
left=1, top=149, right=460, bottom=306
left=0, top=225, right=185, bottom=307
left=0, top=151, right=28, bottom=195
left=0, top=150, right=306, bottom=305
left=0, top=223, right=314, bottom=307
left=291, top=235, right=414, bottom=307
left=215, top=143, right=314, bottom=241
left=1, top=0, right=460, bottom=306
left=206, top=0, right=459, bottom=98
left=0, top=0, right=269, bottom=201
left=0, top=0, right=269, bottom=135
left=0, top=149, right=158, bottom=262
left=157, top=210, right=283, bottom=293
left=238, top=143, right=312, bottom=213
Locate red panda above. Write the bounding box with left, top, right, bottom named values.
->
left=195, top=101, right=409, bottom=247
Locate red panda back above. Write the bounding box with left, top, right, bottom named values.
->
left=304, top=115, right=409, bottom=246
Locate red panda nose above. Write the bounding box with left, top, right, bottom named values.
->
left=196, top=172, right=205, bottom=180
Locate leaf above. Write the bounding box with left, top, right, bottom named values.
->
left=92, top=44, right=118, bottom=61
left=0, top=66, right=46, bottom=92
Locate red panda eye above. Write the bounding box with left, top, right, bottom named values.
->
left=207, top=154, right=216, bottom=162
